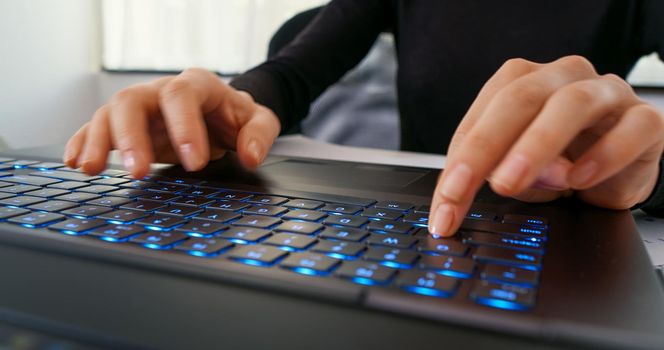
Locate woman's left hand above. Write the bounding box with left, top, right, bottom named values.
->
left=429, top=55, right=664, bottom=236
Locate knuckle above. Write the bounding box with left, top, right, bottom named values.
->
left=499, top=82, right=546, bottom=107
left=161, top=78, right=194, bottom=98
left=465, top=132, right=498, bottom=152
left=499, top=58, right=535, bottom=79
left=557, top=55, right=595, bottom=73
left=557, top=83, right=596, bottom=108
left=111, top=86, right=143, bottom=104
left=632, top=104, right=664, bottom=130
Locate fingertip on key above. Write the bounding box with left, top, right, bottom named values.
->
left=428, top=203, right=455, bottom=237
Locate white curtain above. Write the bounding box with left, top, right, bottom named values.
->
left=102, top=0, right=327, bottom=74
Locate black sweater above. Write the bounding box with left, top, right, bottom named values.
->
left=230, top=0, right=664, bottom=214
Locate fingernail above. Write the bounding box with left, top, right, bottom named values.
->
left=439, top=163, right=473, bottom=202
left=179, top=143, right=203, bottom=172
left=491, top=154, right=530, bottom=192
left=535, top=161, right=569, bottom=190
left=569, top=160, right=598, bottom=187
left=122, top=150, right=136, bottom=174
left=429, top=204, right=454, bottom=236
left=247, top=139, right=263, bottom=163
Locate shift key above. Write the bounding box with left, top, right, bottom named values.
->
left=473, top=246, right=542, bottom=270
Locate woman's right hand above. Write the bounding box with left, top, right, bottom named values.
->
left=64, top=68, right=281, bottom=178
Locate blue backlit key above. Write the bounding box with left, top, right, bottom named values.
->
left=0, top=175, right=61, bottom=186
left=280, top=252, right=339, bottom=275
left=146, top=183, right=189, bottom=193
left=89, top=224, right=145, bottom=242
left=283, top=199, right=324, bottom=210
left=47, top=181, right=89, bottom=190
left=263, top=233, right=317, bottom=251
left=465, top=209, right=496, bottom=221
left=228, top=245, right=287, bottom=266
left=194, top=209, right=241, bottom=223
left=418, top=255, right=475, bottom=279
left=27, top=200, right=78, bottom=212
left=53, top=192, right=101, bottom=203
left=155, top=204, right=204, bottom=217
left=178, top=187, right=219, bottom=197
left=8, top=212, right=65, bottom=227
left=363, top=247, right=418, bottom=269
left=366, top=220, right=412, bottom=234
left=324, top=215, right=367, bottom=228
left=311, top=240, right=365, bottom=259
left=374, top=200, right=414, bottom=211
left=171, top=196, right=216, bottom=207
left=139, top=192, right=180, bottom=202
left=136, top=214, right=186, bottom=230
left=232, top=215, right=281, bottom=229
left=175, top=219, right=227, bottom=237
left=416, top=236, right=468, bottom=257
left=76, top=185, right=118, bottom=194
left=120, top=200, right=167, bottom=212
left=335, top=261, right=395, bottom=285
left=246, top=195, right=288, bottom=205
left=207, top=201, right=250, bottom=211
left=366, top=233, right=417, bottom=249
left=60, top=205, right=112, bottom=218
left=471, top=280, right=535, bottom=311
left=473, top=246, right=542, bottom=270
left=361, top=207, right=403, bottom=221
left=28, top=162, right=65, bottom=170
left=397, top=270, right=458, bottom=298
left=481, top=264, right=540, bottom=286
left=130, top=231, right=188, bottom=249
left=106, top=188, right=151, bottom=198
left=0, top=207, right=30, bottom=220
left=217, top=226, right=271, bottom=244
left=90, top=177, right=131, bottom=186
left=31, top=170, right=100, bottom=182
left=318, top=227, right=369, bottom=242
left=502, top=214, right=548, bottom=228
left=274, top=220, right=323, bottom=235
left=414, top=205, right=430, bottom=213
left=0, top=184, right=41, bottom=194
left=214, top=191, right=253, bottom=201
left=48, top=218, right=107, bottom=235
left=463, top=232, right=544, bottom=253
left=402, top=212, right=429, bottom=226
left=281, top=209, right=327, bottom=222
left=243, top=205, right=288, bottom=216
left=0, top=195, right=46, bottom=207
left=174, top=238, right=233, bottom=257
left=98, top=209, right=149, bottom=224
left=23, top=188, right=69, bottom=198
left=85, top=196, right=133, bottom=207
left=320, top=203, right=362, bottom=215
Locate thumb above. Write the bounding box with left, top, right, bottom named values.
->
left=235, top=105, right=281, bottom=169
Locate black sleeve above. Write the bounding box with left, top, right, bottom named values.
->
left=635, top=0, right=664, bottom=216
left=229, top=0, right=390, bottom=132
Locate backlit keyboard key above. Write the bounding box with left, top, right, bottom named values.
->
left=263, top=233, right=317, bottom=250
left=49, top=218, right=107, bottom=235
left=0, top=195, right=46, bottom=207
left=136, top=214, right=186, bottom=230
left=324, top=215, right=367, bottom=228
left=281, top=209, right=327, bottom=222
left=461, top=220, right=547, bottom=238
left=0, top=207, right=30, bottom=220
left=76, top=185, right=118, bottom=194
left=418, top=255, right=475, bottom=279
left=363, top=247, right=418, bottom=268
left=146, top=183, right=189, bottom=193
left=171, top=196, right=216, bottom=207
left=175, top=219, right=227, bottom=237
left=471, top=281, right=535, bottom=311
left=61, top=205, right=112, bottom=218
left=98, top=209, right=149, bottom=223
left=361, top=208, right=403, bottom=220
left=232, top=215, right=281, bottom=229
left=27, top=200, right=78, bottom=212
left=366, top=233, right=417, bottom=249
left=397, top=270, right=458, bottom=298
left=207, top=201, right=251, bottom=211
left=374, top=200, right=414, bottom=211
left=155, top=205, right=204, bottom=217
left=244, top=195, right=287, bottom=205
left=194, top=209, right=241, bottom=223
left=473, top=246, right=542, bottom=270
left=215, top=191, right=253, bottom=201
left=416, top=237, right=468, bottom=257
left=243, top=205, right=288, bottom=216
left=90, top=177, right=131, bottom=186
left=463, top=232, right=544, bottom=253
left=312, top=240, right=365, bottom=259
left=0, top=184, right=41, bottom=194
left=1, top=175, right=61, bottom=186
left=47, top=181, right=89, bottom=190
left=283, top=199, right=324, bottom=210
left=120, top=200, right=167, bottom=212
left=335, top=261, right=395, bottom=285
left=130, top=231, right=188, bottom=249
left=280, top=252, right=339, bottom=275
left=318, top=227, right=369, bottom=242
left=320, top=203, right=362, bottom=215
left=414, top=205, right=430, bottom=213
left=502, top=214, right=548, bottom=227
left=24, top=188, right=69, bottom=198
left=179, top=187, right=219, bottom=197
left=139, top=192, right=180, bottom=202
left=89, top=224, right=145, bottom=242
left=54, top=192, right=101, bottom=203
left=366, top=220, right=412, bottom=234
left=106, top=188, right=150, bottom=198
left=481, top=265, right=540, bottom=286
left=8, top=212, right=65, bottom=227
left=86, top=196, right=133, bottom=207
left=228, top=245, right=287, bottom=266
left=218, top=227, right=271, bottom=243
left=31, top=170, right=100, bottom=182
left=402, top=212, right=429, bottom=226
left=274, top=220, right=323, bottom=235
left=465, top=209, right=496, bottom=221
left=175, top=238, right=233, bottom=256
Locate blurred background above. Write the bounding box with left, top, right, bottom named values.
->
left=0, top=0, right=663, bottom=151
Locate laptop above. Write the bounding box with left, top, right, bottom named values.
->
left=0, top=145, right=662, bottom=350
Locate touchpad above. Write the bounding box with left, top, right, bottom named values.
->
left=259, top=159, right=429, bottom=189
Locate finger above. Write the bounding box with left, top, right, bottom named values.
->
left=63, top=122, right=89, bottom=168
left=159, top=68, right=230, bottom=172
left=531, top=156, right=573, bottom=191
left=510, top=187, right=569, bottom=203
left=235, top=104, right=281, bottom=169
left=568, top=103, right=664, bottom=190
left=447, top=58, right=540, bottom=157
left=430, top=56, right=597, bottom=236
left=108, top=85, right=157, bottom=179
left=79, top=107, right=112, bottom=175
left=491, top=74, right=637, bottom=196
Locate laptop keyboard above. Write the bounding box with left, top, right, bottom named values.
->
left=0, top=158, right=547, bottom=312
